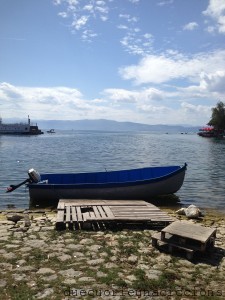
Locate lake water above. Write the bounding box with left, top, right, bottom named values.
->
left=0, top=131, right=225, bottom=212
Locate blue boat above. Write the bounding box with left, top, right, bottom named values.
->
left=26, top=163, right=187, bottom=205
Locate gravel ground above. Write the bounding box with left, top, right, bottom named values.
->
left=0, top=208, right=224, bottom=300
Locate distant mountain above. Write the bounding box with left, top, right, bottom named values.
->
left=36, top=119, right=199, bottom=133
left=2, top=117, right=200, bottom=132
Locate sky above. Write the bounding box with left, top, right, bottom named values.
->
left=0, top=0, right=225, bottom=126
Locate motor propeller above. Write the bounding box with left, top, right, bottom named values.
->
left=6, top=168, right=41, bottom=193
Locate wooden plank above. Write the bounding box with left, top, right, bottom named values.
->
left=76, top=206, right=83, bottom=222
left=162, top=221, right=216, bottom=243
left=85, top=217, right=154, bottom=221
left=59, top=199, right=149, bottom=206
left=102, top=206, right=115, bottom=218
left=56, top=210, right=65, bottom=223
left=71, top=206, right=77, bottom=222
left=93, top=206, right=101, bottom=218
left=97, top=205, right=108, bottom=218
left=57, top=201, right=65, bottom=210
left=66, top=206, right=71, bottom=223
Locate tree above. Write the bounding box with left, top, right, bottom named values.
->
left=208, top=101, right=225, bottom=131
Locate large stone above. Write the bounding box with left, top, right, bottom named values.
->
left=36, top=268, right=55, bottom=274
left=0, top=279, right=7, bottom=287
left=80, top=238, right=94, bottom=245
left=87, top=258, right=105, bottom=266
left=41, top=274, right=58, bottom=282
left=59, top=268, right=81, bottom=278
left=78, top=277, right=95, bottom=282
left=35, top=288, right=54, bottom=299
left=57, top=254, right=72, bottom=261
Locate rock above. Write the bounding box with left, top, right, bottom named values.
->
left=41, top=274, right=58, bottom=282
left=67, top=244, right=83, bottom=250
left=73, top=252, right=85, bottom=258
left=63, top=278, right=77, bottom=285
left=96, top=271, right=107, bottom=278
left=57, top=254, right=72, bottom=261
left=12, top=273, right=27, bottom=281
left=87, top=258, right=105, bottom=266
left=35, top=288, right=54, bottom=299
left=25, top=239, right=46, bottom=248
left=24, top=215, right=31, bottom=227
left=2, top=252, right=16, bottom=260
left=176, top=205, right=202, bottom=219
left=80, top=238, right=94, bottom=245
left=36, top=268, right=55, bottom=274
left=78, top=277, right=95, bottom=282
left=175, top=208, right=186, bottom=215
left=128, top=255, right=138, bottom=264
left=59, top=268, right=81, bottom=277
left=0, top=279, right=7, bottom=287
left=185, top=205, right=201, bottom=219
left=126, top=275, right=137, bottom=281
left=89, top=244, right=102, bottom=251
left=145, top=269, right=162, bottom=280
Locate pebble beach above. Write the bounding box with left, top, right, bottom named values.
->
left=0, top=208, right=225, bottom=300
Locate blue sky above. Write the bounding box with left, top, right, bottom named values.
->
left=0, top=0, right=225, bottom=125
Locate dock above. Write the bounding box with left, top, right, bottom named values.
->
left=56, top=199, right=174, bottom=230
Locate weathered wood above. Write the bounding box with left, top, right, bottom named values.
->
left=76, top=206, right=83, bottom=222
left=102, top=206, right=114, bottom=218
left=97, top=205, right=108, bottom=218
left=65, top=206, right=71, bottom=223
left=56, top=199, right=174, bottom=229
left=71, top=206, right=77, bottom=222
left=56, top=209, right=64, bottom=223
left=93, top=206, right=101, bottom=219
left=161, top=221, right=216, bottom=243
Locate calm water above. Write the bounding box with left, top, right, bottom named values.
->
left=0, top=131, right=225, bottom=212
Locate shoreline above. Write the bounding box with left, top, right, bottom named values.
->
left=0, top=207, right=224, bottom=299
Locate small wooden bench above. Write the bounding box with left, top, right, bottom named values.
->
left=151, top=221, right=216, bottom=260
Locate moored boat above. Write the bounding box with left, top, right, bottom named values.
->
left=7, top=163, right=187, bottom=206
left=47, top=129, right=55, bottom=133
left=0, top=116, right=43, bottom=135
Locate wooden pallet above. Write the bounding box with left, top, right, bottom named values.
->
left=151, top=221, right=216, bottom=260
left=56, top=199, right=174, bottom=230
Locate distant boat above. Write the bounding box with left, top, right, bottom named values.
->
left=198, top=126, right=215, bottom=137
left=0, top=116, right=43, bottom=135
left=47, top=129, right=55, bottom=133
left=6, top=164, right=187, bottom=206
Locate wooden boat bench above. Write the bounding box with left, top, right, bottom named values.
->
left=151, top=221, right=216, bottom=260
left=56, top=199, right=174, bottom=230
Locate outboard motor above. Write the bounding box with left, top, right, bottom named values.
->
left=28, top=168, right=41, bottom=183
left=6, top=168, right=41, bottom=193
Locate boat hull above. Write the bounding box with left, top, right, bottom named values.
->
left=28, top=164, right=186, bottom=206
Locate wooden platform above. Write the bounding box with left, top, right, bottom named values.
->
left=56, top=199, right=174, bottom=230
left=152, top=221, right=216, bottom=260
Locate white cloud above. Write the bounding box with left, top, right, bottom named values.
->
left=54, top=0, right=109, bottom=41
left=200, top=71, right=225, bottom=93
left=119, top=50, right=225, bottom=85
left=0, top=81, right=218, bottom=125
left=103, top=87, right=164, bottom=104
left=203, top=0, right=225, bottom=33
left=183, top=22, right=198, bottom=31
left=157, top=0, right=174, bottom=7
left=72, top=15, right=89, bottom=30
